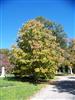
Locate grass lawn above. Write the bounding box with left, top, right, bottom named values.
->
left=0, top=77, right=44, bottom=100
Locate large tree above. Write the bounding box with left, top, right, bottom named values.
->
left=11, top=19, right=63, bottom=79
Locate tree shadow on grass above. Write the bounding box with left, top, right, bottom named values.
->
left=54, top=80, right=75, bottom=95
left=4, top=76, right=49, bottom=85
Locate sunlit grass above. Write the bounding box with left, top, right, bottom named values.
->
left=0, top=77, right=44, bottom=100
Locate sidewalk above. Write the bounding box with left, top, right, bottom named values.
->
left=30, top=76, right=75, bottom=100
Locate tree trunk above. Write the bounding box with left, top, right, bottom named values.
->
left=69, top=66, right=73, bottom=74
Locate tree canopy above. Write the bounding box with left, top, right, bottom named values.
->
left=11, top=19, right=65, bottom=79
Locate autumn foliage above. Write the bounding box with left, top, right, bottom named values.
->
left=11, top=19, right=65, bottom=79
left=0, top=53, right=13, bottom=74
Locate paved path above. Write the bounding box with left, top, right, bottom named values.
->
left=30, top=76, right=75, bottom=100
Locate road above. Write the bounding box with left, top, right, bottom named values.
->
left=30, top=76, right=75, bottom=100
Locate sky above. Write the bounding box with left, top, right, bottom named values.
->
left=0, top=0, right=75, bottom=49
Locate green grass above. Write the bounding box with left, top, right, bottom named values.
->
left=0, top=77, right=44, bottom=100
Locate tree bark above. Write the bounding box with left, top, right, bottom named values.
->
left=69, top=66, right=73, bottom=74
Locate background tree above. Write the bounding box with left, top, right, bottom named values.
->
left=68, top=39, right=75, bottom=73
left=0, top=49, right=13, bottom=74
left=61, top=39, right=75, bottom=74
left=0, top=49, right=9, bottom=55
left=36, top=16, right=67, bottom=49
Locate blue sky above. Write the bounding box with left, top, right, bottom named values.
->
left=0, top=0, right=75, bottom=49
